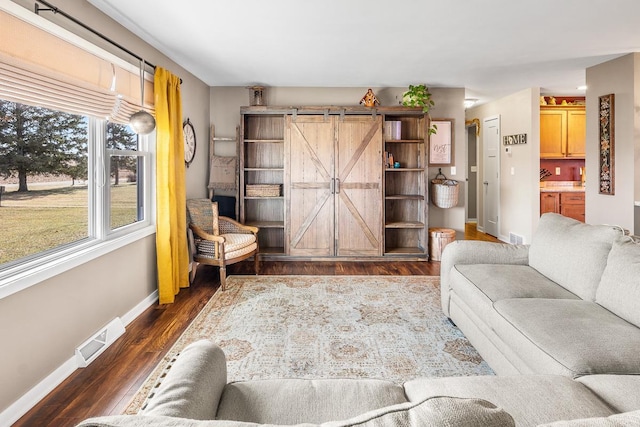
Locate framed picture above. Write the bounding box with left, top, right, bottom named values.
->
left=598, top=94, right=615, bottom=195
left=429, top=119, right=454, bottom=165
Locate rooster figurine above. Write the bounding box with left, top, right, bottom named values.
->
left=360, top=88, right=380, bottom=107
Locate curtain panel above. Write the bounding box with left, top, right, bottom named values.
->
left=154, top=67, right=189, bottom=304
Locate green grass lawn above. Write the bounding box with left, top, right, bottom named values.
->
left=0, top=184, right=140, bottom=264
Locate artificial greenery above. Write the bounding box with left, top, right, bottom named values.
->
left=402, top=84, right=437, bottom=135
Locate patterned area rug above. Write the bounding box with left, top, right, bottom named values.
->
left=125, top=275, right=493, bottom=414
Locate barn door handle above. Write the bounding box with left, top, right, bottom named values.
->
left=335, top=178, right=341, bottom=193
left=330, top=178, right=335, bottom=194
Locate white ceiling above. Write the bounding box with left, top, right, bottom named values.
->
left=88, top=0, right=640, bottom=104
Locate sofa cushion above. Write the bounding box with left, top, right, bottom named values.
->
left=537, top=409, right=640, bottom=426
left=453, top=264, right=580, bottom=301
left=216, top=378, right=407, bottom=424
left=576, top=374, right=640, bottom=413
left=404, top=375, right=615, bottom=426
left=595, top=236, right=640, bottom=328
left=529, top=213, right=622, bottom=301
left=75, top=397, right=515, bottom=426
left=494, top=299, right=640, bottom=376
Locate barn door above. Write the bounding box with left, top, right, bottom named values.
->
left=286, top=115, right=335, bottom=256
left=335, top=116, right=383, bottom=256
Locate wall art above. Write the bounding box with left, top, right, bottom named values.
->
left=599, top=94, right=615, bottom=195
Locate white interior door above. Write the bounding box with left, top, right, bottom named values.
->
left=483, top=116, right=500, bottom=237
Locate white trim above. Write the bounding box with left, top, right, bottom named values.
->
left=0, top=226, right=155, bottom=300
left=0, top=289, right=158, bottom=426
left=122, top=290, right=159, bottom=325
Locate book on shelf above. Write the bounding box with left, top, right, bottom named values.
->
left=384, top=121, right=402, bottom=140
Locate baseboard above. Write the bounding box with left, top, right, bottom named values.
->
left=122, top=290, right=159, bottom=326
left=0, top=290, right=159, bottom=426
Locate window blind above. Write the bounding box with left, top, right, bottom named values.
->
left=0, top=7, right=154, bottom=124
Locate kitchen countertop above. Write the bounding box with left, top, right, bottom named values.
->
left=540, top=181, right=585, bottom=193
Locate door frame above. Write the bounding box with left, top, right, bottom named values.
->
left=465, top=120, right=479, bottom=223
left=481, top=115, right=500, bottom=236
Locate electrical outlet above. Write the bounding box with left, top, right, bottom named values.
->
left=450, top=166, right=456, bottom=175
left=511, top=167, right=515, bottom=175
left=555, top=167, right=561, bottom=175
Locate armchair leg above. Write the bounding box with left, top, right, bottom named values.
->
left=254, top=253, right=260, bottom=276
left=219, top=266, right=227, bottom=292
left=189, top=262, right=198, bottom=284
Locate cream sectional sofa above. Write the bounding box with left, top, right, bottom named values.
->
left=77, top=213, right=640, bottom=426
left=77, top=340, right=640, bottom=427
left=441, top=212, right=640, bottom=379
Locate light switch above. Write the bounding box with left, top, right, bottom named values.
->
left=511, top=167, right=515, bottom=176
left=450, top=166, right=456, bottom=175
left=555, top=167, right=561, bottom=175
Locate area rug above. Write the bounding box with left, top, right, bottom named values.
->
left=125, top=275, right=493, bottom=414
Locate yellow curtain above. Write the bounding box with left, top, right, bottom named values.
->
left=154, top=67, right=189, bottom=304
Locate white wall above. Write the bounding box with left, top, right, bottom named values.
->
left=210, top=86, right=468, bottom=235
left=465, top=88, right=540, bottom=243
left=2, top=0, right=210, bottom=421
left=585, top=53, right=639, bottom=232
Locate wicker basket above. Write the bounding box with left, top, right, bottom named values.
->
left=246, top=184, right=281, bottom=197
left=430, top=172, right=459, bottom=208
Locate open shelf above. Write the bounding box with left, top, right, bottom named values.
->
left=244, top=139, right=284, bottom=144
left=385, top=221, right=425, bottom=229
left=385, top=168, right=424, bottom=172
left=385, top=194, right=424, bottom=200
left=385, top=139, right=424, bottom=144
left=246, top=220, right=284, bottom=229
left=384, top=246, right=426, bottom=255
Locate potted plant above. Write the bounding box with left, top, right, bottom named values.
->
left=402, top=84, right=437, bottom=135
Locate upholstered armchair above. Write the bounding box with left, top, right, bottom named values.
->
left=186, top=199, right=259, bottom=290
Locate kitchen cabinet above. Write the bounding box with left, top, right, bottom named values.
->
left=540, top=106, right=585, bottom=158
left=560, top=192, right=585, bottom=222
left=540, top=191, right=584, bottom=222
left=540, top=192, right=560, bottom=215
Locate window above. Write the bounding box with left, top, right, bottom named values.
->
left=0, top=98, right=153, bottom=292
left=0, top=3, right=156, bottom=299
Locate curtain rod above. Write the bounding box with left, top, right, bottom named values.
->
left=34, top=0, right=157, bottom=70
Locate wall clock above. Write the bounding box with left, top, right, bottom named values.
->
left=183, top=118, right=196, bottom=167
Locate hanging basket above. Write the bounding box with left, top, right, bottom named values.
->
left=430, top=170, right=459, bottom=208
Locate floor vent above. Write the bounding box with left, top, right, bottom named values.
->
left=75, top=317, right=125, bottom=368
left=509, top=232, right=524, bottom=245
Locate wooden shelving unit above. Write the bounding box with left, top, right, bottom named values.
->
left=240, top=111, right=286, bottom=255
left=383, top=114, right=428, bottom=257
left=239, top=106, right=429, bottom=260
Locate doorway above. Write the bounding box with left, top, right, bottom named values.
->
left=466, top=123, right=478, bottom=222
left=483, top=116, right=500, bottom=237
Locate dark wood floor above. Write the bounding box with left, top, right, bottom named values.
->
left=14, top=224, right=498, bottom=427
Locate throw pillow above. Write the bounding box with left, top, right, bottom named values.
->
left=595, top=236, right=640, bottom=328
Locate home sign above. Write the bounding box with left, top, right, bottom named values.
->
left=503, top=134, right=527, bottom=145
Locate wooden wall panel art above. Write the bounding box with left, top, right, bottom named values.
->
left=599, top=94, right=614, bottom=195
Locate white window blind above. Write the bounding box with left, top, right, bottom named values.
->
left=0, top=7, right=154, bottom=124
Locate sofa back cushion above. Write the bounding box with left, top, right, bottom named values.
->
left=529, top=213, right=623, bottom=300
left=595, top=236, right=640, bottom=328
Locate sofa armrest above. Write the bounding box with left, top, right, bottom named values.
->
left=440, top=241, right=530, bottom=317
left=142, top=340, right=227, bottom=420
